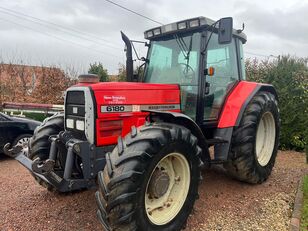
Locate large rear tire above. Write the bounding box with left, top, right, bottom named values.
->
left=28, top=113, right=65, bottom=190
left=96, top=122, right=202, bottom=231
left=224, top=91, right=280, bottom=183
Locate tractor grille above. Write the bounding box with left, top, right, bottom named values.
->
left=65, top=90, right=86, bottom=139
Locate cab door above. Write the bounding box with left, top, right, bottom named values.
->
left=203, top=33, right=240, bottom=121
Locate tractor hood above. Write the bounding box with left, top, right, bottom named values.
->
left=90, top=82, right=181, bottom=115
left=74, top=81, right=181, bottom=111
left=68, top=81, right=181, bottom=146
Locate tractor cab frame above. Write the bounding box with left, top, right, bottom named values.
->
left=142, top=17, right=247, bottom=125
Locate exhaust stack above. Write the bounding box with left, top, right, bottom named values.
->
left=121, top=31, right=133, bottom=82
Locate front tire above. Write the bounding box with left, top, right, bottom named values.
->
left=28, top=113, right=65, bottom=190
left=224, top=91, right=280, bottom=183
left=96, top=122, right=202, bottom=231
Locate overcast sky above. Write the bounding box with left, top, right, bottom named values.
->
left=0, top=0, right=307, bottom=74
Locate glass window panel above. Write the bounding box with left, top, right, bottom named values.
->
left=204, top=33, right=239, bottom=120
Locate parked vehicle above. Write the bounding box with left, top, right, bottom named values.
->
left=6, top=16, right=280, bottom=231
left=0, top=112, right=40, bottom=155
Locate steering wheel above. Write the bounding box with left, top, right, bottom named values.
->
left=177, top=63, right=195, bottom=83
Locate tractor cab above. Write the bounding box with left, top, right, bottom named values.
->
left=141, top=17, right=247, bottom=123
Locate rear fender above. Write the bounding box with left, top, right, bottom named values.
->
left=213, top=82, right=278, bottom=161
left=145, top=110, right=210, bottom=162
left=218, top=81, right=278, bottom=128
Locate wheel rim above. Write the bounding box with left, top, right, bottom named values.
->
left=145, top=152, right=190, bottom=225
left=256, top=112, right=276, bottom=166
left=16, top=137, right=30, bottom=156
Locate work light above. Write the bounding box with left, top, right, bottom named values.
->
left=76, top=120, right=85, bottom=131
left=177, top=21, right=187, bottom=30
left=66, top=119, right=74, bottom=129
left=147, top=31, right=154, bottom=38
left=189, top=19, right=200, bottom=28
left=153, top=28, right=161, bottom=36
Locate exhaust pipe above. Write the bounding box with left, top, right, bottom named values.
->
left=121, top=31, right=133, bottom=82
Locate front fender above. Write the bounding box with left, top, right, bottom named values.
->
left=144, top=110, right=210, bottom=161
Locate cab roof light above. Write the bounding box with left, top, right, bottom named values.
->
left=162, top=23, right=175, bottom=33
left=153, top=28, right=161, bottom=36
left=147, top=30, right=154, bottom=38
left=177, top=21, right=187, bottom=30
left=189, top=19, right=200, bottom=28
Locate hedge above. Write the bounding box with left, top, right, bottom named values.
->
left=246, top=56, right=308, bottom=152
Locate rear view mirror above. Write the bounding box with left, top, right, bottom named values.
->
left=218, top=17, right=233, bottom=44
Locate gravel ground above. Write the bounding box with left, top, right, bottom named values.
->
left=0, top=150, right=307, bottom=231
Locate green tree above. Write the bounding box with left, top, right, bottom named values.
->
left=246, top=56, right=308, bottom=151
left=117, top=63, right=145, bottom=82
left=117, top=63, right=126, bottom=82
left=88, top=62, right=108, bottom=82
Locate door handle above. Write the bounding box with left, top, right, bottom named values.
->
left=205, top=82, right=210, bottom=95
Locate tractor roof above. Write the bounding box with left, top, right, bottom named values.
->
left=144, top=16, right=247, bottom=44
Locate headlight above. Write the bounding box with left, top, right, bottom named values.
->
left=66, top=119, right=74, bottom=129
left=76, top=120, right=85, bottom=131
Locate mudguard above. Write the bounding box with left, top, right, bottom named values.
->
left=213, top=81, right=278, bottom=161
left=145, top=110, right=211, bottom=162
left=218, top=81, right=278, bottom=128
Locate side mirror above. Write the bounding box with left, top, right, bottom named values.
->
left=218, top=17, right=233, bottom=44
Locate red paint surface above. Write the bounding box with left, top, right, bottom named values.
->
left=218, top=81, right=258, bottom=128
left=91, top=82, right=181, bottom=146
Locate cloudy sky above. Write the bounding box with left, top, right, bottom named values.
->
left=0, top=0, right=307, bottom=74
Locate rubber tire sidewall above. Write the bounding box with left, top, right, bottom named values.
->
left=253, top=96, right=279, bottom=177
left=225, top=92, right=280, bottom=183
left=136, top=141, right=199, bottom=231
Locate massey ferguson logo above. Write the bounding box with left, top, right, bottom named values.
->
left=104, top=95, right=126, bottom=104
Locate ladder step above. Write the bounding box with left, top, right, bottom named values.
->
left=206, top=138, right=228, bottom=145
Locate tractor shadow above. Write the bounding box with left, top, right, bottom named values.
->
left=0, top=153, right=10, bottom=162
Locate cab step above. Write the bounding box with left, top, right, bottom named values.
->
left=206, top=138, right=228, bottom=145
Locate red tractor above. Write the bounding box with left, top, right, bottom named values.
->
left=5, top=16, right=280, bottom=231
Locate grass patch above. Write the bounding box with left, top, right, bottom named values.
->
left=301, top=175, right=308, bottom=231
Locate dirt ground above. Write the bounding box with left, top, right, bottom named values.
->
left=0, top=150, right=307, bottom=231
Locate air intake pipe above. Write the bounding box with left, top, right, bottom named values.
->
left=121, top=31, right=133, bottom=82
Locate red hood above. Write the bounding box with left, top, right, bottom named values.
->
left=76, top=82, right=179, bottom=91
left=91, top=82, right=180, bottom=106
left=71, top=81, right=181, bottom=146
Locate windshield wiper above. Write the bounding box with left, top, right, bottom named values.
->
left=174, top=34, right=193, bottom=76
left=185, top=35, right=193, bottom=70
left=202, top=21, right=220, bottom=54
left=174, top=34, right=193, bottom=65
left=174, top=34, right=188, bottom=59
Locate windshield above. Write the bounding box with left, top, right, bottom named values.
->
left=144, top=32, right=201, bottom=86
